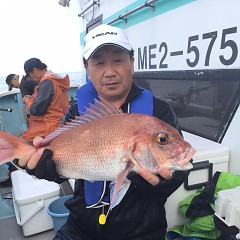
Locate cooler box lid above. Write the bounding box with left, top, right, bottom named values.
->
left=183, top=131, right=230, bottom=164
left=11, top=170, right=60, bottom=205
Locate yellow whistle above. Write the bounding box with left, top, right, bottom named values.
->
left=99, top=214, right=107, bottom=225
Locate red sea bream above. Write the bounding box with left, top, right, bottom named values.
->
left=0, top=100, right=195, bottom=205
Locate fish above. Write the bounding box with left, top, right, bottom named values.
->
left=0, top=99, right=195, bottom=207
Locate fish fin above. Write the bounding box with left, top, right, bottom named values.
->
left=132, top=144, right=158, bottom=172
left=0, top=139, right=15, bottom=164
left=110, top=161, right=133, bottom=209
left=0, top=131, right=21, bottom=165
left=130, top=145, right=162, bottom=185
left=37, top=127, right=71, bottom=146
left=110, top=180, right=131, bottom=210
left=145, top=145, right=159, bottom=169
left=38, top=99, right=124, bottom=146
left=93, top=99, right=123, bottom=115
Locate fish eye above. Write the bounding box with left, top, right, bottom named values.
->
left=156, top=132, right=169, bottom=145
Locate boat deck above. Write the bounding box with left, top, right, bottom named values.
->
left=0, top=184, right=55, bottom=240
left=0, top=179, right=73, bottom=240
left=0, top=217, right=55, bottom=240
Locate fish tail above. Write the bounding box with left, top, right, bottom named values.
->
left=0, top=137, right=16, bottom=165
left=0, top=130, right=30, bottom=165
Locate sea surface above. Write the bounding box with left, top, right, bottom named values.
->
left=0, top=71, right=83, bottom=94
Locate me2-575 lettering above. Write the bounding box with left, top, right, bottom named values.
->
left=137, top=26, right=238, bottom=70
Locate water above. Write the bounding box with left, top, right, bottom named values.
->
left=0, top=76, right=10, bottom=93
left=0, top=71, right=83, bottom=94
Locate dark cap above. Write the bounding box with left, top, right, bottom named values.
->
left=5, top=73, right=16, bottom=91
left=24, top=58, right=47, bottom=74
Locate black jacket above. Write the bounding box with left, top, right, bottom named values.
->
left=59, top=84, right=188, bottom=240
left=19, top=76, right=38, bottom=97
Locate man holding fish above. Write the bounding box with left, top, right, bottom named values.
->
left=1, top=24, right=195, bottom=239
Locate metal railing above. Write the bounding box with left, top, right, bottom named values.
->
left=107, top=0, right=156, bottom=25
left=78, top=0, right=100, bottom=18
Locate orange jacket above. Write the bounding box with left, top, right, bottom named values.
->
left=23, top=71, right=70, bottom=141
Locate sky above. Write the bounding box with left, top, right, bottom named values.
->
left=0, top=0, right=82, bottom=77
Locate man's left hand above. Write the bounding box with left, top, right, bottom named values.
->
left=137, top=166, right=172, bottom=185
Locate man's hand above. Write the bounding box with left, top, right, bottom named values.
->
left=25, top=149, right=63, bottom=183
left=23, top=95, right=32, bottom=104
left=137, top=166, right=173, bottom=186
left=130, top=157, right=173, bottom=186
left=20, top=136, right=65, bottom=184
left=127, top=167, right=173, bottom=192
left=17, top=136, right=44, bottom=169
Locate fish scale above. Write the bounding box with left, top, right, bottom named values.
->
left=48, top=114, right=135, bottom=180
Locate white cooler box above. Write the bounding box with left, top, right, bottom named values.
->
left=215, top=186, right=240, bottom=229
left=11, top=170, right=60, bottom=236
left=166, top=131, right=230, bottom=229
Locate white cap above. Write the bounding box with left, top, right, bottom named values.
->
left=83, top=24, right=132, bottom=60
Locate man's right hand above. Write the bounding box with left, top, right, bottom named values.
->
left=21, top=136, right=66, bottom=184
left=22, top=95, right=32, bottom=104
left=25, top=149, right=65, bottom=184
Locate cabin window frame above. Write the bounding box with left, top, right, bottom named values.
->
left=133, top=69, right=240, bottom=142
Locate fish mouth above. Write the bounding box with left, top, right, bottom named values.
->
left=177, top=147, right=196, bottom=164
left=155, top=147, right=195, bottom=172
left=169, top=147, right=196, bottom=171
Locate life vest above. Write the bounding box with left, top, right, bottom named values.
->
left=76, top=81, right=153, bottom=207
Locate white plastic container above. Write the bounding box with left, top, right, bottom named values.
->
left=166, top=131, right=230, bottom=229
left=11, top=170, right=60, bottom=236
left=215, top=187, right=240, bottom=228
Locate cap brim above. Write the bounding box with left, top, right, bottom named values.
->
left=84, top=42, right=132, bottom=60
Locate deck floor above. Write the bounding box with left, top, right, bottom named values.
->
left=0, top=216, right=55, bottom=240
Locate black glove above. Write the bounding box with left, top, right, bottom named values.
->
left=26, top=149, right=66, bottom=184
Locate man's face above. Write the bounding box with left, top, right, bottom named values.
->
left=28, top=68, right=41, bottom=82
left=85, top=45, right=134, bottom=103
left=11, top=75, right=20, bottom=88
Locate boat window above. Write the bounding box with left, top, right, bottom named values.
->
left=133, top=69, right=240, bottom=142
